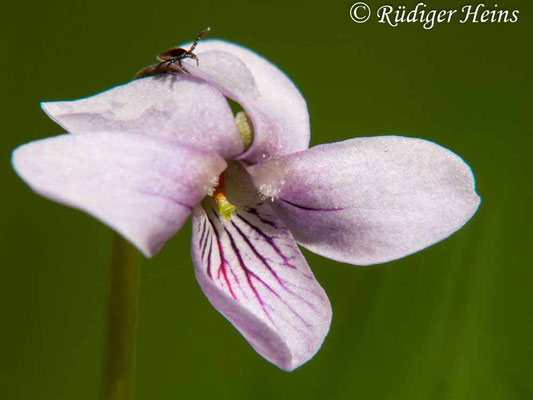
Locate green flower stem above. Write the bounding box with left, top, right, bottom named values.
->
left=100, top=233, right=141, bottom=400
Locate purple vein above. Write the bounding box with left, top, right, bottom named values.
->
left=206, top=215, right=237, bottom=300
left=206, top=235, right=213, bottom=278
left=224, top=226, right=311, bottom=328
left=223, top=226, right=277, bottom=329
left=199, top=219, right=208, bottom=255
left=279, top=198, right=343, bottom=212
left=206, top=208, right=245, bottom=299
left=138, top=189, right=193, bottom=211
left=245, top=207, right=280, bottom=229
left=231, top=220, right=317, bottom=313
left=236, top=213, right=297, bottom=270
left=264, top=303, right=309, bottom=337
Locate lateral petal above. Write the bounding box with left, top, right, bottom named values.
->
left=41, top=75, right=243, bottom=159
left=12, top=131, right=227, bottom=257
left=191, top=164, right=331, bottom=370
left=248, top=136, right=481, bottom=265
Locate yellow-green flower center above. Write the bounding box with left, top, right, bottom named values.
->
left=211, top=172, right=236, bottom=221
left=235, top=110, right=253, bottom=151
left=209, top=111, right=254, bottom=220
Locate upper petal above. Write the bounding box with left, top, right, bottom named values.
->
left=191, top=163, right=331, bottom=370
left=41, top=75, right=243, bottom=159
left=182, top=40, right=310, bottom=163
left=12, top=131, right=226, bottom=257
left=248, top=136, right=481, bottom=265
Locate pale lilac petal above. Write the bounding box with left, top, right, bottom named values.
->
left=191, top=164, right=331, bottom=370
left=248, top=136, right=481, bottom=265
left=41, top=75, right=243, bottom=159
left=12, top=132, right=226, bottom=257
left=182, top=40, right=310, bottom=162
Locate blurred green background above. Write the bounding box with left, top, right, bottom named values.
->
left=2, top=0, right=531, bottom=399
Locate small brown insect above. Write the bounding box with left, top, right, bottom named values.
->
left=135, top=27, right=211, bottom=79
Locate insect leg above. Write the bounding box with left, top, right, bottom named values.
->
left=181, top=53, right=200, bottom=67
left=188, top=26, right=211, bottom=53
left=154, top=60, right=170, bottom=74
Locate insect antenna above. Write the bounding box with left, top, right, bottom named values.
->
left=189, top=26, right=211, bottom=53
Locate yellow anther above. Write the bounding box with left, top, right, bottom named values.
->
left=211, top=172, right=237, bottom=221
left=215, top=196, right=236, bottom=221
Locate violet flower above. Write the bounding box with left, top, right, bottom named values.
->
left=12, top=40, right=480, bottom=371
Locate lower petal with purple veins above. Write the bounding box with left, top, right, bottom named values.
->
left=191, top=163, right=331, bottom=371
